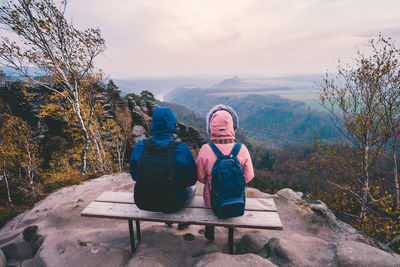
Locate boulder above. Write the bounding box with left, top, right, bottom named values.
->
left=145, top=100, right=157, bottom=116
left=263, top=234, right=336, bottom=267
left=275, top=188, right=392, bottom=252
left=1, top=239, right=33, bottom=262
left=127, top=96, right=153, bottom=128
left=33, top=237, right=129, bottom=267
left=336, top=241, right=400, bottom=267
left=274, top=188, right=363, bottom=240
left=276, top=188, right=303, bottom=202
left=127, top=256, right=165, bottom=267
left=237, top=232, right=337, bottom=266
left=194, top=252, right=277, bottom=267
left=175, top=123, right=207, bottom=149
left=236, top=232, right=400, bottom=267
left=22, top=225, right=38, bottom=242
left=132, top=125, right=148, bottom=143
left=246, top=187, right=273, bottom=198
left=236, top=232, right=270, bottom=254
left=0, top=225, right=44, bottom=266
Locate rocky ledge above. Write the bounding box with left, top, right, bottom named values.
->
left=127, top=96, right=206, bottom=149
left=0, top=173, right=399, bottom=267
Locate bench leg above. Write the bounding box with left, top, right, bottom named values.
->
left=136, top=220, right=141, bottom=242
left=228, top=227, right=234, bottom=254
left=128, top=220, right=136, bottom=253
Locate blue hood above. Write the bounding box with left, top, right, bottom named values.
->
left=152, top=107, right=177, bottom=140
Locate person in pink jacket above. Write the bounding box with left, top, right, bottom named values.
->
left=195, top=104, right=254, bottom=240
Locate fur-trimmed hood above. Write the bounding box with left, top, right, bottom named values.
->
left=206, top=104, right=239, bottom=140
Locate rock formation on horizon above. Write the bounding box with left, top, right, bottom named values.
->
left=127, top=94, right=206, bottom=148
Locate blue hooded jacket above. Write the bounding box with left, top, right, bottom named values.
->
left=129, top=107, right=197, bottom=211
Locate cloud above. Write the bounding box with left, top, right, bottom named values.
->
left=26, top=0, right=400, bottom=77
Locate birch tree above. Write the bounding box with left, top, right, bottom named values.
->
left=383, top=90, right=400, bottom=213
left=0, top=0, right=105, bottom=174
left=0, top=113, right=39, bottom=204
left=320, top=37, right=391, bottom=224
left=371, top=36, right=400, bottom=214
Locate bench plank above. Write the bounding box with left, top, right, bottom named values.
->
left=81, top=201, right=283, bottom=230
left=95, top=191, right=277, bottom=212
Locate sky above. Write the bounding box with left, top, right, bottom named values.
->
left=63, top=0, right=400, bottom=78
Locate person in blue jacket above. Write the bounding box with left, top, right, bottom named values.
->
left=129, top=107, right=197, bottom=213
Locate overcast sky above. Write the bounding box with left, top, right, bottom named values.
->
left=65, top=0, right=400, bottom=79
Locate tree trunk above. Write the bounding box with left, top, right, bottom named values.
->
left=26, top=144, right=34, bottom=191
left=3, top=163, right=12, bottom=205
left=75, top=100, right=90, bottom=175
left=360, top=144, right=370, bottom=225
left=4, top=173, right=12, bottom=205
left=92, top=137, right=104, bottom=172
left=80, top=127, right=90, bottom=175
left=393, top=140, right=399, bottom=213
left=116, top=138, right=126, bottom=173
left=97, top=136, right=110, bottom=172
left=121, top=139, right=126, bottom=172
left=116, top=140, right=122, bottom=172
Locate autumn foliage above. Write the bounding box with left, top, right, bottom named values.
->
left=316, top=36, right=400, bottom=252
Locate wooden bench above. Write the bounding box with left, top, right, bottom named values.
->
left=81, top=191, right=283, bottom=254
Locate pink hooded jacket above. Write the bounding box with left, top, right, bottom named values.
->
left=195, top=107, right=254, bottom=208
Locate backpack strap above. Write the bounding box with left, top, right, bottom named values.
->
left=208, top=142, right=224, bottom=159
left=143, top=138, right=155, bottom=148
left=143, top=138, right=180, bottom=151
left=166, top=140, right=181, bottom=151
left=230, top=143, right=242, bottom=158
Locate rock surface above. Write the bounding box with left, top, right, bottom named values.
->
left=0, top=249, right=5, bottom=267
left=194, top=252, right=277, bottom=267
left=335, top=241, right=400, bottom=267
left=0, top=174, right=399, bottom=267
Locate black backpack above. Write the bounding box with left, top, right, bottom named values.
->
left=134, top=138, right=181, bottom=212
left=209, top=142, right=246, bottom=218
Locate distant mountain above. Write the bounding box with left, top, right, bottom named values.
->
left=112, top=73, right=325, bottom=102
left=216, top=76, right=242, bottom=86
left=214, top=76, right=254, bottom=89
left=165, top=87, right=336, bottom=145
left=212, top=74, right=322, bottom=90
